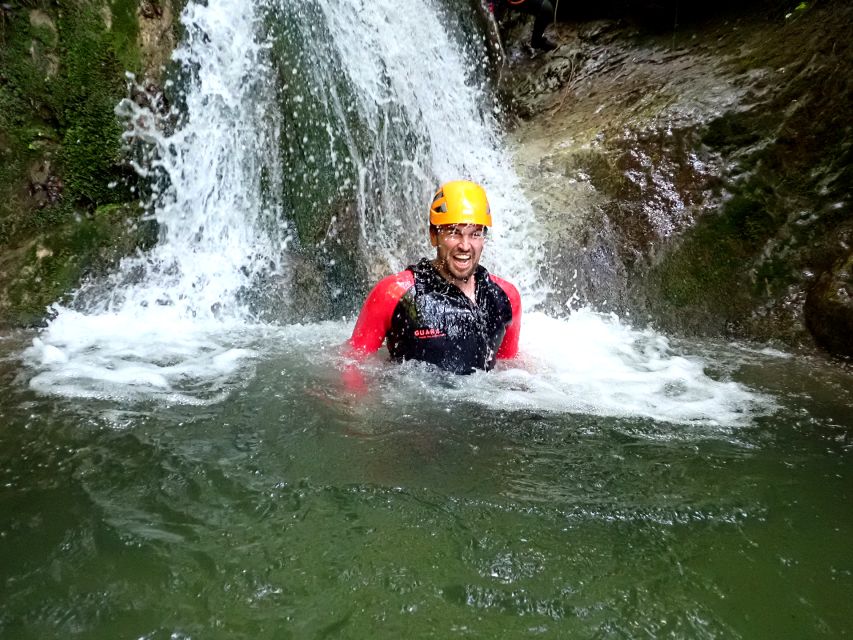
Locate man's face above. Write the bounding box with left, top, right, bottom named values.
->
left=430, top=224, right=487, bottom=281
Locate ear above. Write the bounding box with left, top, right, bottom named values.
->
left=429, top=225, right=439, bottom=247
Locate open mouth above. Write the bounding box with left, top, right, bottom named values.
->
left=451, top=253, right=472, bottom=271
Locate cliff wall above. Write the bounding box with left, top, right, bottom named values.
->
left=0, top=0, right=178, bottom=326
left=500, top=0, right=852, bottom=356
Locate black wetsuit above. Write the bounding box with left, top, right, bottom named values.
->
left=387, top=260, right=513, bottom=374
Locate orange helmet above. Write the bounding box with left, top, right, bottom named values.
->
left=429, top=180, right=492, bottom=227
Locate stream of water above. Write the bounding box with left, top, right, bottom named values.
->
left=1, top=0, right=851, bottom=637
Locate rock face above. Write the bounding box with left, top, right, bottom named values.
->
left=2, top=0, right=849, bottom=358
left=501, top=1, right=852, bottom=356
left=0, top=0, right=179, bottom=327
left=805, top=252, right=853, bottom=358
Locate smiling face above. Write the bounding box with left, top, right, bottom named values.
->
left=429, top=224, right=487, bottom=283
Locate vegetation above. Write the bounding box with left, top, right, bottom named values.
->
left=0, top=0, right=167, bottom=326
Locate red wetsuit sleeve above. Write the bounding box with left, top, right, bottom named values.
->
left=349, top=270, right=415, bottom=356
left=490, top=274, right=522, bottom=359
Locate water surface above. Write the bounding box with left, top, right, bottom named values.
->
left=2, top=327, right=851, bottom=639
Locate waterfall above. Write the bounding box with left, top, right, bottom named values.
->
left=23, top=0, right=289, bottom=403
left=21, top=0, right=770, bottom=425
left=103, top=0, right=287, bottom=322
left=306, top=0, right=544, bottom=297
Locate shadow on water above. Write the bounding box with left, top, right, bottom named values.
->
left=1, top=330, right=852, bottom=638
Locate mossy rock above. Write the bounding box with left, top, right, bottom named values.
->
left=0, top=0, right=143, bottom=247
left=640, top=189, right=775, bottom=335
left=804, top=253, right=853, bottom=358
left=0, top=203, right=157, bottom=328
left=0, top=0, right=185, bottom=323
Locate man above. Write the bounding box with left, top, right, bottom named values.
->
left=348, top=180, right=521, bottom=375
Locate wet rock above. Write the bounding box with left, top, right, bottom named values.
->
left=27, top=160, right=50, bottom=187
left=128, top=79, right=170, bottom=118
left=0, top=203, right=154, bottom=328
left=0, top=0, right=185, bottom=327
left=138, top=0, right=176, bottom=81
left=27, top=160, right=63, bottom=208
left=505, top=0, right=853, bottom=354
left=805, top=253, right=853, bottom=358
left=140, top=1, right=163, bottom=20
left=28, top=10, right=57, bottom=40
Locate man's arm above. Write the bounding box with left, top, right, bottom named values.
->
left=490, top=274, right=521, bottom=359
left=349, top=270, right=415, bottom=356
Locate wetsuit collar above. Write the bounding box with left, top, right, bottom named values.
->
left=412, top=258, right=489, bottom=297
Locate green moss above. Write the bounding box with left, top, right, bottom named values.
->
left=0, top=0, right=141, bottom=248
left=644, top=191, right=774, bottom=332
left=109, top=0, right=143, bottom=69
left=564, top=149, right=631, bottom=198
left=0, top=1, right=174, bottom=325
left=55, top=2, right=140, bottom=202
left=653, top=224, right=739, bottom=307
left=30, top=24, right=59, bottom=49
left=723, top=193, right=776, bottom=245
left=702, top=114, right=761, bottom=150
left=1, top=202, right=153, bottom=326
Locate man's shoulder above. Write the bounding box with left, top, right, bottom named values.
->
left=487, top=273, right=521, bottom=308
left=487, top=272, right=519, bottom=293
left=407, top=258, right=435, bottom=277
left=371, top=269, right=416, bottom=299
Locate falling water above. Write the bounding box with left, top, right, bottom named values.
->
left=305, top=0, right=544, bottom=294
left=21, top=0, right=770, bottom=425
left=23, top=0, right=287, bottom=404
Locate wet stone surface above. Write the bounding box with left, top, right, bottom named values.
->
left=500, top=2, right=853, bottom=356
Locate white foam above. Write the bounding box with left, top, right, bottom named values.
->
left=495, top=310, right=768, bottom=424
left=352, top=310, right=770, bottom=427
left=21, top=306, right=771, bottom=426
left=23, top=308, right=258, bottom=403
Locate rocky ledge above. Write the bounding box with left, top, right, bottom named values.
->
left=498, top=0, right=852, bottom=358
